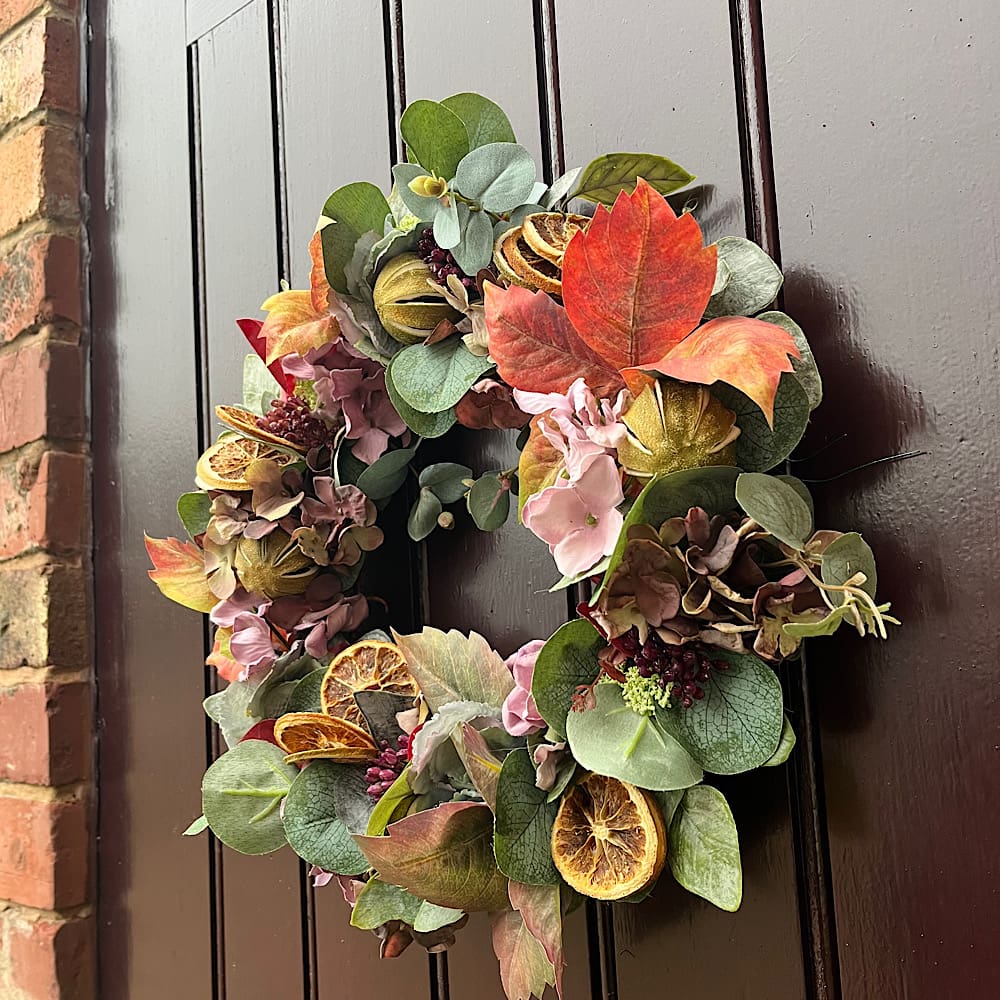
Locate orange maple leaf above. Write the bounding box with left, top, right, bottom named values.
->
left=145, top=534, right=217, bottom=613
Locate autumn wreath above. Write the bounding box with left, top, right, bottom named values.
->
left=146, top=93, right=896, bottom=998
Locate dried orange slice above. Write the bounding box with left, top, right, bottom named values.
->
left=493, top=228, right=563, bottom=295
left=521, top=212, right=590, bottom=265
left=273, top=711, right=377, bottom=763
left=551, top=772, right=666, bottom=900
left=195, top=436, right=298, bottom=491
left=215, top=404, right=304, bottom=454
left=320, top=640, right=419, bottom=733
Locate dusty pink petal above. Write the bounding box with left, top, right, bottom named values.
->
left=210, top=589, right=260, bottom=627
left=230, top=612, right=277, bottom=672
left=551, top=514, right=620, bottom=577
left=522, top=482, right=588, bottom=547
left=573, top=454, right=624, bottom=512
left=351, top=427, right=390, bottom=465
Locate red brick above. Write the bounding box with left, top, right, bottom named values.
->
left=7, top=912, right=95, bottom=1000
left=0, top=15, right=80, bottom=129
left=0, top=795, right=87, bottom=908
left=0, top=561, right=88, bottom=670
left=0, top=124, right=79, bottom=236
left=0, top=449, right=88, bottom=559
left=0, top=682, right=90, bottom=785
left=0, top=338, right=84, bottom=451
left=0, top=233, right=80, bottom=343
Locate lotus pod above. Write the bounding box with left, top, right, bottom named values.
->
left=234, top=528, right=319, bottom=598
left=373, top=253, right=462, bottom=345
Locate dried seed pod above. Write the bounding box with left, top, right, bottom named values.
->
left=234, top=528, right=319, bottom=599
left=373, top=253, right=463, bottom=344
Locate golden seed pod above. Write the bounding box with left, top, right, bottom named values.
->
left=373, top=253, right=462, bottom=345
left=234, top=528, right=319, bottom=599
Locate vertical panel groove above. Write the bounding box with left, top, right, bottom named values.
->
left=382, top=0, right=406, bottom=169
left=532, top=0, right=565, bottom=181
left=728, top=4, right=841, bottom=999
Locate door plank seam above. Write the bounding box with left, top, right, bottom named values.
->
left=187, top=0, right=257, bottom=45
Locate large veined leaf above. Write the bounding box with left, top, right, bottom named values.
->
left=736, top=472, right=815, bottom=550
left=354, top=801, right=510, bottom=911
left=485, top=284, right=625, bottom=398
left=145, top=534, right=217, bottom=612
left=494, top=749, right=560, bottom=885
left=562, top=178, right=717, bottom=369
left=441, top=92, right=517, bottom=148
left=399, top=100, right=470, bottom=180
left=321, top=182, right=391, bottom=293
left=508, top=882, right=565, bottom=998
left=659, top=649, right=784, bottom=774
left=566, top=683, right=703, bottom=791
left=654, top=316, right=800, bottom=428
left=392, top=627, right=514, bottom=712
left=759, top=310, right=822, bottom=410
left=668, top=785, right=742, bottom=911
left=454, top=723, right=503, bottom=811
left=350, top=878, right=463, bottom=933
left=390, top=338, right=494, bottom=414
left=571, top=152, right=694, bottom=205
left=530, top=619, right=604, bottom=740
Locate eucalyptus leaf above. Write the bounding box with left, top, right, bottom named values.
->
left=400, top=99, right=470, bottom=180
left=565, top=684, right=703, bottom=791
left=572, top=152, right=694, bottom=205
left=452, top=206, right=494, bottom=274
left=242, top=353, right=279, bottom=415
left=531, top=619, right=604, bottom=740
left=356, top=445, right=418, bottom=501
left=763, top=715, right=797, bottom=767
left=703, top=237, right=783, bottom=318
left=669, top=785, right=742, bottom=911
left=408, top=487, right=443, bottom=541
left=203, top=680, right=257, bottom=749
left=775, top=474, right=814, bottom=519
left=441, top=92, right=517, bottom=148
left=177, top=491, right=211, bottom=540
left=434, top=197, right=461, bottom=249
left=385, top=355, right=456, bottom=438
left=321, top=182, right=391, bottom=293
left=493, top=203, right=547, bottom=240
left=282, top=761, right=370, bottom=874
left=541, top=166, right=583, bottom=209
left=183, top=814, right=209, bottom=837
left=351, top=877, right=463, bottom=933
left=821, top=532, right=877, bottom=602
left=248, top=652, right=319, bottom=720
left=467, top=472, right=511, bottom=531
left=714, top=374, right=810, bottom=472
left=758, top=310, right=823, bottom=410
left=782, top=604, right=853, bottom=638
left=391, top=163, right=443, bottom=222
left=736, top=472, right=814, bottom=550
left=391, top=338, right=493, bottom=414
left=419, top=462, right=473, bottom=503
left=494, top=749, right=560, bottom=885
left=201, top=741, right=297, bottom=855
left=455, top=142, right=538, bottom=213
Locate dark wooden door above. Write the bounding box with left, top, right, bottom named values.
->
left=89, top=2, right=1000, bottom=998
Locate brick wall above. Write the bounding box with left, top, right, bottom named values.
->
left=0, top=2, right=93, bottom=998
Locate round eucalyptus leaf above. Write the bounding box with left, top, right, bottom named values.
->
left=399, top=100, right=469, bottom=180
left=821, top=532, right=877, bottom=602
left=452, top=206, right=494, bottom=275
left=441, top=92, right=516, bottom=148
left=391, top=339, right=494, bottom=415
left=356, top=445, right=418, bottom=500
left=385, top=356, right=456, bottom=438
left=434, top=197, right=461, bottom=249
left=758, top=310, right=823, bottom=410
left=286, top=668, right=326, bottom=714
left=408, top=488, right=443, bottom=541
left=419, top=462, right=473, bottom=503
left=466, top=473, right=511, bottom=531
left=736, top=472, right=814, bottom=549
left=704, top=237, right=783, bottom=319
left=531, top=619, right=604, bottom=740
left=454, top=142, right=538, bottom=213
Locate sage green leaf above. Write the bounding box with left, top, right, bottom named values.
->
left=385, top=355, right=456, bottom=438
left=704, top=237, right=783, bottom=319
left=286, top=668, right=326, bottom=714
left=201, top=741, right=296, bottom=855
left=758, top=310, right=822, bottom=410
left=654, top=790, right=685, bottom=829
left=419, top=462, right=473, bottom=503
left=493, top=202, right=547, bottom=240
left=541, top=166, right=583, bottom=209
left=441, top=92, right=517, bottom=148
left=203, top=680, right=257, bottom=749
left=366, top=767, right=415, bottom=836
left=400, top=99, right=470, bottom=180
left=183, top=814, right=208, bottom=837
left=598, top=466, right=740, bottom=596
left=455, top=142, right=538, bottom=214
left=775, top=474, right=814, bottom=519
left=451, top=205, right=494, bottom=274
left=467, top=472, right=511, bottom=531
left=356, top=445, right=418, bottom=501
left=177, top=491, right=211, bottom=540
left=659, top=649, right=783, bottom=775
left=282, top=761, right=370, bottom=874
left=491, top=908, right=556, bottom=1000
left=408, top=487, right=443, bottom=541
left=669, top=785, right=742, bottom=911
left=391, top=163, right=442, bottom=222
left=736, top=472, right=814, bottom=550
left=763, top=714, right=797, bottom=767
left=330, top=760, right=380, bottom=835
left=242, top=353, right=279, bottom=415
left=351, top=877, right=464, bottom=933
left=494, top=749, right=560, bottom=885
left=392, top=627, right=514, bottom=713
left=354, top=801, right=510, bottom=911
left=391, top=339, right=494, bottom=414
left=572, top=152, right=694, bottom=205
left=531, top=619, right=604, bottom=740
left=715, top=374, right=810, bottom=471
left=821, top=531, right=877, bottom=602
left=321, top=182, right=391, bottom=293
left=248, top=652, right=321, bottom=720
left=566, top=684, right=703, bottom=791
left=434, top=196, right=461, bottom=249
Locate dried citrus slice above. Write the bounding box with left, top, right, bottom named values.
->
left=320, top=640, right=419, bottom=732
left=195, top=436, right=298, bottom=491
left=493, top=227, right=563, bottom=295
left=551, top=771, right=666, bottom=900
left=215, top=404, right=305, bottom=454
left=521, top=212, right=590, bottom=265
left=273, top=711, right=377, bottom=763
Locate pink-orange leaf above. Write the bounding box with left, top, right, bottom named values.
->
left=517, top=415, right=564, bottom=518
left=261, top=287, right=339, bottom=365
left=485, top=283, right=625, bottom=398
left=562, top=177, right=717, bottom=370
left=145, top=534, right=217, bottom=613
left=308, top=230, right=331, bottom=313
left=206, top=627, right=243, bottom=682
left=509, top=882, right=564, bottom=998
left=491, top=909, right=556, bottom=1000
left=654, top=316, right=800, bottom=427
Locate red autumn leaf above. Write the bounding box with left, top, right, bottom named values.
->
left=240, top=719, right=280, bottom=746
left=562, top=177, right=717, bottom=370
left=260, top=288, right=340, bottom=365
left=236, top=318, right=296, bottom=394
left=485, top=283, right=625, bottom=398
left=145, top=534, right=217, bottom=613
left=517, top=414, right=565, bottom=518
left=308, top=230, right=330, bottom=314
left=654, top=315, right=800, bottom=427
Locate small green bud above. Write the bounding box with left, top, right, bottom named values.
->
left=408, top=174, right=449, bottom=199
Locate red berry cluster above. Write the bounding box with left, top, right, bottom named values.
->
left=365, top=734, right=410, bottom=799
left=257, top=396, right=330, bottom=450
left=417, top=227, right=476, bottom=288
left=616, top=628, right=730, bottom=708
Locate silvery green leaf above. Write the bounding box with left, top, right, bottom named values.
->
left=286, top=668, right=326, bottom=714
left=351, top=878, right=464, bottom=933
left=466, top=472, right=511, bottom=531
left=419, top=462, right=473, bottom=503
left=345, top=229, right=380, bottom=296
left=367, top=225, right=419, bottom=283
left=451, top=206, right=494, bottom=274
left=494, top=748, right=560, bottom=884
left=763, top=715, right=797, bottom=767
left=434, top=197, right=461, bottom=249
left=821, top=532, right=877, bottom=602
left=391, top=163, right=442, bottom=222
left=385, top=355, right=457, bottom=438
left=758, top=310, right=823, bottom=410
left=242, top=353, right=279, bottom=415
left=183, top=814, right=208, bottom=837
left=356, top=444, right=418, bottom=500
left=704, top=237, right=783, bottom=318
left=203, top=680, right=257, bottom=749
left=531, top=619, right=603, bottom=740
left=440, top=92, right=516, bottom=148
left=388, top=184, right=414, bottom=226
left=410, top=701, right=502, bottom=781
left=391, top=338, right=493, bottom=414
left=399, top=99, right=470, bottom=179
left=736, top=472, right=814, bottom=550
left=408, top=487, right=443, bottom=541
left=528, top=180, right=548, bottom=204
left=454, top=142, right=538, bottom=213
left=541, top=166, right=582, bottom=209
left=669, top=785, right=742, bottom=911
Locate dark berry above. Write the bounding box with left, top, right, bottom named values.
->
left=257, top=395, right=331, bottom=450
left=417, top=226, right=476, bottom=288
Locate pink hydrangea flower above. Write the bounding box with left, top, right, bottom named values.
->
left=502, top=639, right=547, bottom=736
left=515, top=377, right=629, bottom=450
left=522, top=453, right=625, bottom=578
